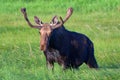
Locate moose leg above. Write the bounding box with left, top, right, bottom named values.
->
left=56, top=53, right=70, bottom=70
left=86, top=44, right=98, bottom=69
left=59, top=60, right=67, bottom=70
left=86, top=55, right=98, bottom=68
left=62, top=59, right=71, bottom=70
left=44, top=51, right=54, bottom=70
left=46, top=61, right=54, bottom=70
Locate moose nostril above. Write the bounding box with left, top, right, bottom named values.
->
left=40, top=47, right=43, bottom=50
left=40, top=45, right=44, bottom=50
left=40, top=44, right=46, bottom=51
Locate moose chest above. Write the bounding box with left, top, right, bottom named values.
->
left=44, top=48, right=61, bottom=62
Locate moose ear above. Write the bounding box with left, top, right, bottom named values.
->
left=51, top=16, right=59, bottom=24
left=34, top=16, right=43, bottom=25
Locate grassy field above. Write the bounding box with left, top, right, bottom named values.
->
left=0, top=0, right=120, bottom=80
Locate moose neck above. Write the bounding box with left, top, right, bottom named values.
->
left=47, top=26, right=68, bottom=50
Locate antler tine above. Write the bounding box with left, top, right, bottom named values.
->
left=21, top=8, right=42, bottom=29
left=51, top=7, right=73, bottom=29
left=51, top=16, right=64, bottom=29
left=63, top=7, right=73, bottom=23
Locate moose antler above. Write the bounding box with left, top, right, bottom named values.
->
left=21, top=8, right=42, bottom=29
left=51, top=7, right=73, bottom=29
left=63, top=7, right=73, bottom=23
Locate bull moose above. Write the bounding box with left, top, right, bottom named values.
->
left=21, top=7, right=98, bottom=70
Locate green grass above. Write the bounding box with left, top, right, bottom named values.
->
left=0, top=0, right=120, bottom=80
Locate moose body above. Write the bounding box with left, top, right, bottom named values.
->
left=44, top=27, right=98, bottom=69
left=21, top=7, right=98, bottom=70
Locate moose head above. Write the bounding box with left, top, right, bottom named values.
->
left=21, top=8, right=73, bottom=51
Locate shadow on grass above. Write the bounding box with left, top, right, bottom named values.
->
left=99, top=64, right=120, bottom=69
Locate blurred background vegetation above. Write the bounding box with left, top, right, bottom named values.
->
left=0, top=0, right=120, bottom=80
